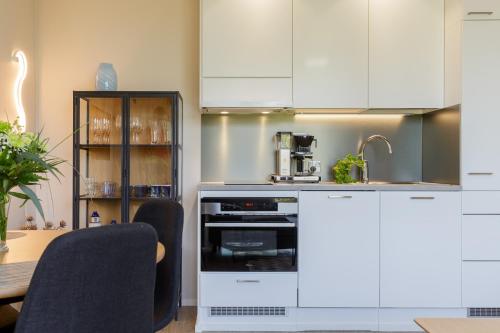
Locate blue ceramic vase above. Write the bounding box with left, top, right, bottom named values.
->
left=96, top=63, right=117, bottom=91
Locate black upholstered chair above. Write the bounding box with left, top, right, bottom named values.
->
left=13, top=223, right=158, bottom=333
left=133, top=199, right=184, bottom=331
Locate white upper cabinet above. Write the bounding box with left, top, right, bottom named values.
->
left=293, top=0, right=369, bottom=108
left=369, top=0, right=444, bottom=108
left=201, top=0, right=293, bottom=107
left=201, top=0, right=292, bottom=77
left=299, top=191, right=379, bottom=308
left=462, top=21, right=500, bottom=190
left=380, top=192, right=461, bottom=308
left=464, top=0, right=500, bottom=20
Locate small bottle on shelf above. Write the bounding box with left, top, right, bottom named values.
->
left=89, top=211, right=101, bottom=228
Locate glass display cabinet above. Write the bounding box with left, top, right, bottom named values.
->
left=73, top=91, right=183, bottom=229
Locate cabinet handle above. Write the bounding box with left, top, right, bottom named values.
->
left=236, top=280, right=260, bottom=284
left=410, top=196, right=435, bottom=200
left=467, top=11, right=494, bottom=15
left=328, top=195, right=353, bottom=199
left=467, top=172, right=494, bottom=176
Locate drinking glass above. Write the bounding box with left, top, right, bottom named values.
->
left=131, top=116, right=143, bottom=144
left=150, top=120, right=161, bottom=144
left=84, top=177, right=98, bottom=198
left=91, top=117, right=100, bottom=144
left=160, top=119, right=170, bottom=144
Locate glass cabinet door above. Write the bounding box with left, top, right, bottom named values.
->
left=128, top=96, right=174, bottom=221
left=77, top=97, right=124, bottom=228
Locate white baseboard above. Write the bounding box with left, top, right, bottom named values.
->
left=182, top=298, right=197, bottom=306
left=195, top=307, right=468, bottom=332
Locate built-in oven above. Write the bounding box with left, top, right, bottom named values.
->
left=201, top=196, right=298, bottom=272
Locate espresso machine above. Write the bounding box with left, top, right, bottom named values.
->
left=272, top=132, right=321, bottom=183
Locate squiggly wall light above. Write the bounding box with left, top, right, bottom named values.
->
left=13, top=50, right=27, bottom=131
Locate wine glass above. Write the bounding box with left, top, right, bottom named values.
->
left=91, top=116, right=101, bottom=144
left=130, top=116, right=143, bottom=144
left=149, top=120, right=161, bottom=144
left=103, top=117, right=111, bottom=144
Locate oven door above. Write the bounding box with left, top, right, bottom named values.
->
left=201, top=215, right=297, bottom=272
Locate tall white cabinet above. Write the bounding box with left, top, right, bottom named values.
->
left=380, top=192, right=461, bottom=308
left=293, top=0, right=369, bottom=108
left=461, top=20, right=500, bottom=190
left=298, top=191, right=379, bottom=307
left=461, top=16, right=500, bottom=307
left=369, top=0, right=444, bottom=108
left=201, top=0, right=293, bottom=107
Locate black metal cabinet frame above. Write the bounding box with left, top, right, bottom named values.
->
left=72, top=91, right=183, bottom=229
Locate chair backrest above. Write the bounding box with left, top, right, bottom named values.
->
left=15, top=223, right=157, bottom=333
left=133, top=199, right=184, bottom=330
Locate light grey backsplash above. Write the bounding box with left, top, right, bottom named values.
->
left=422, top=106, right=460, bottom=185
left=201, top=114, right=424, bottom=182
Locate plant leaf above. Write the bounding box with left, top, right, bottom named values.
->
left=19, top=185, right=45, bottom=220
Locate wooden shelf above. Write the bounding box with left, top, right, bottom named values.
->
left=80, top=144, right=122, bottom=149
left=130, top=144, right=172, bottom=148
left=79, top=195, right=121, bottom=200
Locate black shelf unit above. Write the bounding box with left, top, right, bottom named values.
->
left=73, top=91, right=183, bottom=229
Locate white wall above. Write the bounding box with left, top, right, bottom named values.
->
left=0, top=0, right=35, bottom=228
left=35, top=0, right=200, bottom=305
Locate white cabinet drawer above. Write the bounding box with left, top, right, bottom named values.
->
left=463, top=262, right=500, bottom=307
left=201, top=78, right=293, bottom=108
left=463, top=215, right=500, bottom=260
left=200, top=273, right=297, bottom=307
left=464, top=0, right=500, bottom=20
left=462, top=191, right=500, bottom=214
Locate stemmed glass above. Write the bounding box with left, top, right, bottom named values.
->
left=149, top=120, right=161, bottom=144
left=101, top=117, right=109, bottom=144
left=130, top=116, right=143, bottom=144
left=91, top=116, right=102, bottom=144
left=160, top=119, right=170, bottom=144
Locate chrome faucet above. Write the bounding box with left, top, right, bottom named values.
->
left=358, top=135, right=393, bottom=184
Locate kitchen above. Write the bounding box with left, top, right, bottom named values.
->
left=196, top=0, right=498, bottom=332
left=1, top=0, right=499, bottom=332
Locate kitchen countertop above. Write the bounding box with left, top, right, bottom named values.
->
left=198, top=182, right=462, bottom=191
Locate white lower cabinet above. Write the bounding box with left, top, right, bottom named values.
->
left=298, top=191, right=380, bottom=308
left=380, top=192, right=462, bottom=308
left=463, top=262, right=500, bottom=307
left=463, top=215, right=500, bottom=260
left=200, top=273, right=297, bottom=307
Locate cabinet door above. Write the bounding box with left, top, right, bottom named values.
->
left=464, top=0, right=500, bottom=20
left=202, top=0, right=292, bottom=78
left=369, top=0, right=444, bottom=108
left=462, top=21, right=500, bottom=190
left=380, top=192, right=461, bottom=308
left=299, top=191, right=379, bottom=307
left=293, top=0, right=368, bottom=108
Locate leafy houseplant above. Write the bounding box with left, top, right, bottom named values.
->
left=333, top=153, right=365, bottom=184
left=0, top=120, right=64, bottom=252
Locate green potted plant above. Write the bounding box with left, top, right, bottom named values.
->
left=0, top=120, right=64, bottom=252
left=333, top=153, right=365, bottom=184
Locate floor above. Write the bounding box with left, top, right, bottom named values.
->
left=159, top=307, right=420, bottom=333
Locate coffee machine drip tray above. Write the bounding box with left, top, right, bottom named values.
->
left=271, top=175, right=321, bottom=183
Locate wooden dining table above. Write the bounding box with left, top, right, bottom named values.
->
left=0, top=230, right=165, bottom=304
left=415, top=318, right=500, bottom=333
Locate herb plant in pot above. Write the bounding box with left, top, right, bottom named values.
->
left=333, top=153, right=365, bottom=184
left=0, top=120, right=64, bottom=253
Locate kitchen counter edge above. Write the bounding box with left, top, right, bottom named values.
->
left=198, top=182, right=462, bottom=192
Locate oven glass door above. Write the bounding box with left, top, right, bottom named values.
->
left=201, top=215, right=297, bottom=272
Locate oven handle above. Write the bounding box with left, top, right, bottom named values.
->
left=204, top=222, right=296, bottom=228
